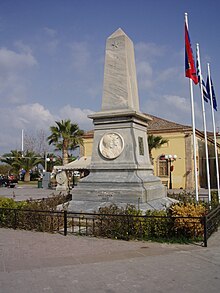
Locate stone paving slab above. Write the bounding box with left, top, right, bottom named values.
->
left=0, top=228, right=220, bottom=293
left=0, top=185, right=62, bottom=201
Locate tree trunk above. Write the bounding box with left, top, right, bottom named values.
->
left=62, top=140, right=69, bottom=165
left=24, top=172, right=30, bottom=182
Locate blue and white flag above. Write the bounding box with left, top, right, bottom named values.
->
left=196, top=47, right=209, bottom=102
left=206, top=76, right=217, bottom=111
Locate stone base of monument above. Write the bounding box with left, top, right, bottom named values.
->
left=67, top=197, right=176, bottom=213
left=67, top=171, right=177, bottom=213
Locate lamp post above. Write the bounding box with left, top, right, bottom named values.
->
left=45, top=155, right=56, bottom=172
left=165, top=154, right=177, bottom=190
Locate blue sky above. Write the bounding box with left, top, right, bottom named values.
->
left=0, top=0, right=220, bottom=155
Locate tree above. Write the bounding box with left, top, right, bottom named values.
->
left=0, top=150, right=23, bottom=176
left=47, top=119, right=84, bottom=165
left=148, top=134, right=168, bottom=163
left=24, top=129, right=49, bottom=155
left=0, top=164, right=11, bottom=176
left=12, top=151, right=43, bottom=182
left=0, top=150, right=43, bottom=181
left=44, top=153, right=62, bottom=172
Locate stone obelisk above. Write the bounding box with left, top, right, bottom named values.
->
left=69, top=28, right=173, bottom=212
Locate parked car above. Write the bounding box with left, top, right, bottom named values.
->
left=0, top=175, right=18, bottom=188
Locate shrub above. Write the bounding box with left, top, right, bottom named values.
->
left=0, top=197, right=28, bottom=228
left=95, top=204, right=171, bottom=240
left=0, top=197, right=27, bottom=209
left=94, top=202, right=208, bottom=242
left=211, top=191, right=219, bottom=209
left=168, top=202, right=206, bottom=238
left=143, top=210, right=171, bottom=239
left=94, top=204, right=143, bottom=240
left=24, top=193, right=69, bottom=211
left=168, top=191, right=195, bottom=203
left=0, top=194, right=69, bottom=232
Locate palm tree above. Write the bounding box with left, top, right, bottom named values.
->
left=12, top=151, right=43, bottom=182
left=0, top=150, right=23, bottom=176
left=1, top=150, right=43, bottom=181
left=47, top=119, right=84, bottom=165
left=148, top=134, right=168, bottom=163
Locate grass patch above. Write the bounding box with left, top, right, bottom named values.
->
left=17, top=181, right=38, bottom=186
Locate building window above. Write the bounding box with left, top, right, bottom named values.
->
left=158, top=156, right=168, bottom=176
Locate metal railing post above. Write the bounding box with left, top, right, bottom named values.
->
left=203, top=216, right=208, bottom=247
left=14, top=209, right=17, bottom=230
left=64, top=210, right=67, bottom=236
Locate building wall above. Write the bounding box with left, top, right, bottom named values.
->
left=151, top=132, right=187, bottom=189
left=80, top=137, right=93, bottom=157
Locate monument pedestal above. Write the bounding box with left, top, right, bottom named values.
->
left=68, top=110, right=172, bottom=212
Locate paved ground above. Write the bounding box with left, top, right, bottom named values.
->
left=0, top=227, right=220, bottom=293
left=1, top=185, right=219, bottom=292
left=0, top=185, right=61, bottom=201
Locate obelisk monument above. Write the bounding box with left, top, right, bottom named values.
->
left=69, top=28, right=173, bottom=212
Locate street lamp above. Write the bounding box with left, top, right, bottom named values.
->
left=165, top=154, right=177, bottom=189
left=45, top=156, right=56, bottom=172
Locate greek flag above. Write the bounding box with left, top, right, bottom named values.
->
left=196, top=47, right=209, bottom=102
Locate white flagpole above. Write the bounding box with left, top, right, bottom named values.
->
left=196, top=44, right=211, bottom=202
left=21, top=129, right=24, bottom=157
left=207, top=63, right=220, bottom=202
left=185, top=13, right=199, bottom=201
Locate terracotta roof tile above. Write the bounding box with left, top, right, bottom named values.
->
left=146, top=113, right=191, bottom=132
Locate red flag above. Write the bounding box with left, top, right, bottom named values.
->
left=185, top=23, right=198, bottom=84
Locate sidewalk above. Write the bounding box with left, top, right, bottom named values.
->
left=0, top=185, right=62, bottom=201
left=0, top=227, right=220, bottom=293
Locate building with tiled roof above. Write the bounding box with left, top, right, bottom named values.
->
left=146, top=114, right=191, bottom=132
left=80, top=113, right=220, bottom=190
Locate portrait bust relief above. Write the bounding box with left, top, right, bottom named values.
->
left=99, top=132, right=124, bottom=159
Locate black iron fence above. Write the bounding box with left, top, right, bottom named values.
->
left=203, top=205, right=220, bottom=247
left=0, top=206, right=219, bottom=247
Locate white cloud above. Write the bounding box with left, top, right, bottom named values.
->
left=135, top=42, right=166, bottom=59
left=0, top=103, right=95, bottom=154
left=0, top=47, right=37, bottom=104
left=142, top=94, right=193, bottom=127
left=44, top=27, right=57, bottom=37
left=46, top=39, right=59, bottom=52
left=135, top=41, right=170, bottom=91
left=163, top=95, right=189, bottom=113
left=157, top=67, right=180, bottom=83
left=16, top=103, right=54, bottom=128
left=0, top=47, right=37, bottom=70
left=137, top=61, right=153, bottom=90
left=0, top=103, right=54, bottom=131
left=0, top=103, right=54, bottom=153
left=14, top=41, right=33, bottom=54
left=59, top=105, right=94, bottom=130
left=42, top=27, right=59, bottom=53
